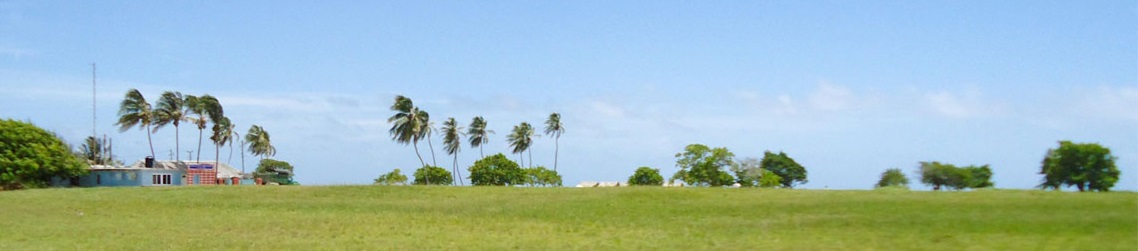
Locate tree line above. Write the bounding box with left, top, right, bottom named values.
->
left=626, top=144, right=808, bottom=188
left=379, top=95, right=565, bottom=186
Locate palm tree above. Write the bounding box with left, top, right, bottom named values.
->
left=508, top=122, right=536, bottom=168
left=467, top=116, right=494, bottom=158
left=245, top=124, right=276, bottom=161
left=152, top=91, right=186, bottom=161
left=544, top=113, right=564, bottom=172
left=424, top=119, right=439, bottom=167
left=442, top=117, right=464, bottom=185
left=116, top=89, right=156, bottom=158
left=211, top=116, right=235, bottom=169
left=387, top=95, right=428, bottom=167
left=186, top=94, right=222, bottom=162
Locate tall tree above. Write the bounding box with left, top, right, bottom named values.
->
left=671, top=144, right=736, bottom=187
left=115, top=89, right=156, bottom=157
left=387, top=95, right=428, bottom=168
left=508, top=122, right=536, bottom=168
left=441, top=117, right=464, bottom=185
left=185, top=94, right=222, bottom=162
left=152, top=91, right=186, bottom=161
left=1040, top=141, right=1119, bottom=192
left=759, top=151, right=808, bottom=188
left=467, top=116, right=494, bottom=158
left=211, top=116, right=235, bottom=168
left=424, top=119, right=438, bottom=167
left=543, top=112, right=564, bottom=172
left=245, top=125, right=276, bottom=161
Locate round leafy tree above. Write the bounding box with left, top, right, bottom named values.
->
left=413, top=166, right=452, bottom=185
left=0, top=119, right=88, bottom=190
left=875, top=168, right=910, bottom=188
left=628, top=166, right=663, bottom=186
left=468, top=153, right=524, bottom=186
left=1040, top=141, right=1120, bottom=192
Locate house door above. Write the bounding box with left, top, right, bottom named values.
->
left=193, top=174, right=200, bottom=185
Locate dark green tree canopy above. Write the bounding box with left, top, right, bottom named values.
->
left=672, top=144, right=736, bottom=187
left=1040, top=141, right=1120, bottom=192
left=918, top=162, right=993, bottom=191
left=759, top=151, right=807, bottom=188
left=628, top=166, right=664, bottom=186
left=413, top=166, right=452, bottom=185
left=468, top=153, right=525, bottom=186
left=0, top=119, right=88, bottom=190
left=875, top=168, right=910, bottom=188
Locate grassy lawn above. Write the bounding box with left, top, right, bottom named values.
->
left=0, top=186, right=1134, bottom=250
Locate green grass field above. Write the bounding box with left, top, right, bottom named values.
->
left=1, top=186, right=1134, bottom=250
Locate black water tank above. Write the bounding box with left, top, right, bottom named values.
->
left=145, top=156, right=155, bottom=168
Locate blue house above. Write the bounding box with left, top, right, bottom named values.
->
left=55, top=160, right=250, bottom=187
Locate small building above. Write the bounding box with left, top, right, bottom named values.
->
left=55, top=160, right=251, bottom=187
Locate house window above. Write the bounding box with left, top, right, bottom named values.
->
left=96, top=174, right=101, bottom=185
left=152, top=174, right=172, bottom=185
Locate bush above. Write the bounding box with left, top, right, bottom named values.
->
left=468, top=154, right=525, bottom=186
left=875, top=168, right=910, bottom=188
left=413, top=166, right=453, bottom=185
left=254, top=159, right=296, bottom=185
left=628, top=166, right=663, bottom=186
left=0, top=119, right=88, bottom=190
left=374, top=168, right=408, bottom=185
left=525, top=166, right=562, bottom=187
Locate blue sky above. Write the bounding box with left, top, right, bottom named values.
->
left=1, top=1, right=1134, bottom=190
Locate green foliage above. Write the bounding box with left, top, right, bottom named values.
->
left=1040, top=141, right=1120, bottom=192
left=672, top=144, right=737, bottom=187
left=731, top=157, right=761, bottom=187
left=468, top=154, right=525, bottom=186
left=254, top=158, right=296, bottom=185
left=79, top=136, right=114, bottom=165
left=759, top=151, right=808, bottom=188
left=628, top=166, right=664, bottom=186
left=0, top=119, right=89, bottom=190
left=524, top=166, right=562, bottom=187
left=245, top=125, right=276, bottom=159
left=374, top=169, right=408, bottom=186
left=758, top=168, right=782, bottom=188
left=918, top=162, right=993, bottom=191
left=875, top=168, right=910, bottom=188
left=413, top=166, right=452, bottom=185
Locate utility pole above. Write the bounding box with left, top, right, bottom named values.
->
left=92, top=63, right=98, bottom=162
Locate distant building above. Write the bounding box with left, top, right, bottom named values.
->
left=53, top=160, right=252, bottom=187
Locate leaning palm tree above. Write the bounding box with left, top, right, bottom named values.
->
left=424, top=119, right=439, bottom=167
left=211, top=116, right=235, bottom=169
left=387, top=95, right=428, bottom=167
left=185, top=95, right=222, bottom=162
left=442, top=117, right=464, bottom=185
left=544, top=113, right=565, bottom=172
left=245, top=124, right=276, bottom=161
left=152, top=91, right=186, bottom=161
left=116, top=89, right=156, bottom=158
left=467, top=116, right=494, bottom=158
left=508, top=122, right=536, bottom=168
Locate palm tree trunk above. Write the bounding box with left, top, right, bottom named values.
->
left=528, top=148, right=533, bottom=168
left=412, top=141, right=428, bottom=185
left=427, top=134, right=438, bottom=167
left=145, top=124, right=155, bottom=157
left=479, top=145, right=484, bottom=158
left=240, top=140, right=246, bottom=173
left=196, top=129, right=203, bottom=162
left=175, top=125, right=180, bottom=161
left=453, top=154, right=463, bottom=186
left=554, top=136, right=559, bottom=172
left=227, top=141, right=234, bottom=164
left=215, top=144, right=220, bottom=184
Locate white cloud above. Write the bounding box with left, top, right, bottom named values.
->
left=922, top=88, right=1005, bottom=119
left=808, top=82, right=855, bottom=112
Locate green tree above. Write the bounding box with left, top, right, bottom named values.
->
left=185, top=94, right=222, bottom=162
left=152, top=91, right=186, bottom=161
left=524, top=166, right=562, bottom=187
left=254, top=158, right=295, bottom=185
left=79, top=136, right=110, bottom=165
left=115, top=89, right=156, bottom=157
left=672, top=144, right=736, bottom=187
left=1040, top=141, right=1120, bottom=192
left=374, top=168, right=408, bottom=185
left=467, top=116, right=494, bottom=158
left=507, top=122, right=536, bottom=168
left=875, top=168, right=910, bottom=188
left=245, top=125, right=276, bottom=160
left=210, top=116, right=234, bottom=168
left=468, top=153, right=525, bottom=186
left=388, top=95, right=429, bottom=168
left=759, top=151, right=808, bottom=188
left=919, top=162, right=993, bottom=191
left=628, top=166, right=664, bottom=186
left=441, top=117, right=464, bottom=185
left=758, top=168, right=782, bottom=188
left=413, top=166, right=452, bottom=185
left=544, top=113, right=564, bottom=172
left=731, top=157, right=762, bottom=187
left=0, top=119, right=89, bottom=190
